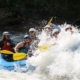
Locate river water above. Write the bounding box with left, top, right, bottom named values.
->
left=0, top=23, right=80, bottom=80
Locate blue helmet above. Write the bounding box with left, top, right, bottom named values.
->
left=24, top=34, right=30, bottom=39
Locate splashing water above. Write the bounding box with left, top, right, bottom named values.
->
left=0, top=24, right=80, bottom=80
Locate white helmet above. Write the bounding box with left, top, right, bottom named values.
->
left=44, top=25, right=50, bottom=29
left=65, top=25, right=72, bottom=29
left=52, top=29, right=59, bottom=34
left=3, top=31, right=10, bottom=36
left=29, top=28, right=36, bottom=32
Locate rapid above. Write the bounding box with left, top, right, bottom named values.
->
left=0, top=23, right=80, bottom=80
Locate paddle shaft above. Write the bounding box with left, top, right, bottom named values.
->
left=48, top=17, right=53, bottom=25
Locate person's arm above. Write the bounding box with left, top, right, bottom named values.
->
left=14, top=42, right=23, bottom=53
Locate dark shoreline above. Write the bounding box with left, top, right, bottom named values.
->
left=0, top=18, right=80, bottom=32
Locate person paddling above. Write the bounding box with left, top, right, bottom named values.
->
left=52, top=29, right=60, bottom=38
left=14, top=34, right=33, bottom=57
left=28, top=28, right=40, bottom=56
left=29, top=28, right=38, bottom=44
left=44, top=25, right=52, bottom=36
left=0, top=31, right=15, bottom=61
left=65, top=25, right=73, bottom=34
left=14, top=34, right=30, bottom=54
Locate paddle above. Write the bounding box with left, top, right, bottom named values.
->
left=48, top=17, right=53, bottom=25
left=38, top=45, right=52, bottom=52
left=0, top=50, right=28, bottom=60
left=0, top=50, right=14, bottom=54
left=13, top=53, right=28, bottom=60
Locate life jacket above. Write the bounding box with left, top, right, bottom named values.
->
left=2, top=42, right=12, bottom=51
left=19, top=43, right=29, bottom=54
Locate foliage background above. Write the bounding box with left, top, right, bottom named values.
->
left=0, top=0, right=80, bottom=29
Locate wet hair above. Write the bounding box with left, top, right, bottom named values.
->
left=0, top=35, right=10, bottom=41
left=1, top=35, right=7, bottom=41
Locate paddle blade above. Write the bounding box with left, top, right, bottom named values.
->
left=38, top=45, right=52, bottom=52
left=13, top=53, right=28, bottom=60
left=0, top=50, right=14, bottom=54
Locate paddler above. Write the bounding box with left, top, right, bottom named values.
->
left=14, top=34, right=30, bottom=54
left=28, top=28, right=40, bottom=55
left=52, top=29, right=60, bottom=38
left=44, top=25, right=52, bottom=36
left=29, top=28, right=39, bottom=44
left=65, top=25, right=73, bottom=34
left=0, top=31, right=15, bottom=61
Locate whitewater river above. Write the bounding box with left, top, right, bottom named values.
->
left=0, top=23, right=80, bottom=80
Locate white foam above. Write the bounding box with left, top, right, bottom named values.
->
left=0, top=23, right=80, bottom=80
